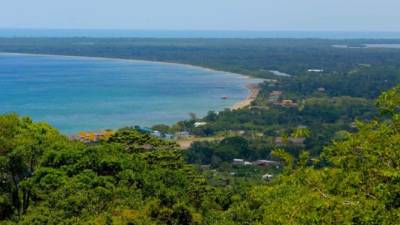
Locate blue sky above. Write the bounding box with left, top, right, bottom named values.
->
left=1, top=0, right=399, bottom=31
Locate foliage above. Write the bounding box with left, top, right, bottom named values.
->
left=223, top=86, right=400, bottom=224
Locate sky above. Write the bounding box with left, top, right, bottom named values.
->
left=1, top=0, right=400, bottom=31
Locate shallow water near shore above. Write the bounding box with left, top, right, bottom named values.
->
left=0, top=53, right=261, bottom=134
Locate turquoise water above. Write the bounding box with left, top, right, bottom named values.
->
left=0, top=53, right=261, bottom=134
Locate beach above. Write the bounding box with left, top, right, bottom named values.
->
left=231, top=83, right=260, bottom=110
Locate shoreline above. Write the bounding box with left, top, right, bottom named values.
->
left=0, top=51, right=264, bottom=113
left=0, top=52, right=250, bottom=78
left=231, top=83, right=260, bottom=110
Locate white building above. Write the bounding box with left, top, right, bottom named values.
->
left=262, top=173, right=274, bottom=180
left=307, top=69, right=324, bottom=73
left=194, top=122, right=207, bottom=127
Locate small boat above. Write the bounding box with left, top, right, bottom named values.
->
left=221, top=96, right=228, bottom=100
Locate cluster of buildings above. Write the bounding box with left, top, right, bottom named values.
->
left=136, top=126, right=192, bottom=140
left=136, top=126, right=174, bottom=140
left=233, top=158, right=281, bottom=168
left=71, top=121, right=202, bottom=144
left=268, top=90, right=298, bottom=108
left=70, top=131, right=114, bottom=143
left=232, top=159, right=280, bottom=181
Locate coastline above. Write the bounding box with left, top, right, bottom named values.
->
left=0, top=52, right=247, bottom=78
left=0, top=51, right=264, bottom=112
left=231, top=83, right=260, bottom=110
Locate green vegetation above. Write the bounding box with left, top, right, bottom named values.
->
left=0, top=115, right=208, bottom=224
left=0, top=86, right=399, bottom=224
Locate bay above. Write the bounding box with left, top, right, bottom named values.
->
left=0, top=53, right=261, bottom=134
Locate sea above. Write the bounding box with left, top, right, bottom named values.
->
left=0, top=53, right=262, bottom=134
left=1, top=29, right=400, bottom=39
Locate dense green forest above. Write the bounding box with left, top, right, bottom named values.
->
left=1, top=38, right=400, bottom=224
left=0, top=86, right=399, bottom=224
left=1, top=38, right=400, bottom=77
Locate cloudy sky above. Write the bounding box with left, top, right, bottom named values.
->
left=1, top=0, right=399, bottom=31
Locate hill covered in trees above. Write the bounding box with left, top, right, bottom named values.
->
left=1, top=85, right=399, bottom=224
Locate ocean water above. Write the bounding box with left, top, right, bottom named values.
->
left=1, top=29, right=400, bottom=39
left=0, top=53, right=261, bottom=134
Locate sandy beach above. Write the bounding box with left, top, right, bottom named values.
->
left=231, top=83, right=260, bottom=110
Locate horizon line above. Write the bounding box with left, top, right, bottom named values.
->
left=1, top=28, right=400, bottom=33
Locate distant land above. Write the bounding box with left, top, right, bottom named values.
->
left=2, top=29, right=400, bottom=39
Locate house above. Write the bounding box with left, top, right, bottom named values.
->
left=152, top=130, right=162, bottom=137
left=233, top=159, right=244, bottom=165
left=268, top=91, right=282, bottom=103
left=268, top=95, right=280, bottom=102
left=262, top=173, right=274, bottom=180
left=137, top=126, right=152, bottom=133
left=194, top=122, right=207, bottom=127
left=244, top=161, right=253, bottom=166
left=280, top=99, right=298, bottom=107
left=254, top=160, right=280, bottom=167
left=233, top=159, right=252, bottom=166
left=175, top=131, right=191, bottom=139
left=307, top=69, right=324, bottom=73
left=164, top=133, right=174, bottom=140
left=72, top=130, right=114, bottom=143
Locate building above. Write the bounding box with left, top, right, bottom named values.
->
left=268, top=91, right=283, bottom=103
left=194, top=122, right=207, bottom=127
left=152, top=130, right=162, bottom=137
left=280, top=99, right=298, bottom=107
left=71, top=130, right=114, bottom=143
left=164, top=133, right=174, bottom=140
left=307, top=69, right=324, bottom=73
left=175, top=131, right=191, bottom=139
left=137, top=126, right=152, bottom=133
left=233, top=159, right=244, bottom=165
left=233, top=159, right=253, bottom=166
left=262, top=173, right=274, bottom=180
left=254, top=160, right=280, bottom=167
left=244, top=161, right=253, bottom=166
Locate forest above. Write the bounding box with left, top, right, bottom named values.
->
left=0, top=85, right=399, bottom=224
left=1, top=38, right=400, bottom=77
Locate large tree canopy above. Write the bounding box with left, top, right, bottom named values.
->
left=0, top=86, right=399, bottom=224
